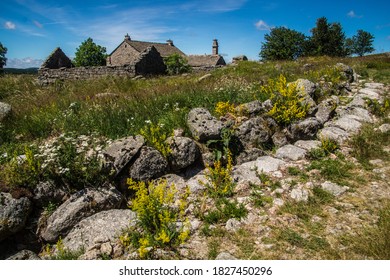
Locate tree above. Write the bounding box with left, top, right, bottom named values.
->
left=73, top=38, right=107, bottom=67
left=309, top=17, right=346, bottom=57
left=0, top=42, right=7, bottom=69
left=259, top=27, right=307, bottom=61
left=164, top=53, right=190, bottom=75
left=351, top=30, right=375, bottom=57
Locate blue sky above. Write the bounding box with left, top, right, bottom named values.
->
left=1, top=0, right=390, bottom=68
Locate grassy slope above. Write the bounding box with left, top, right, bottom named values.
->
left=1, top=54, right=389, bottom=259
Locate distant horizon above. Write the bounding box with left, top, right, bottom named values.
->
left=1, top=0, right=389, bottom=68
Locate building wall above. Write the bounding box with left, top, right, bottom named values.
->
left=107, top=42, right=140, bottom=66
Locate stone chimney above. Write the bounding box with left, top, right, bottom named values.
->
left=212, top=39, right=219, bottom=55
left=166, top=39, right=174, bottom=46
left=124, top=33, right=131, bottom=41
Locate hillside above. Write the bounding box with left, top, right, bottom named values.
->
left=0, top=55, right=389, bottom=260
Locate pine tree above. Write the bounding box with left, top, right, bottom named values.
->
left=352, top=30, right=375, bottom=57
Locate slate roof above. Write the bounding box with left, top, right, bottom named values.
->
left=110, top=39, right=186, bottom=57
left=186, top=55, right=226, bottom=67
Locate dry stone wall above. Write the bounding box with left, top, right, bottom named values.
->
left=38, top=65, right=136, bottom=85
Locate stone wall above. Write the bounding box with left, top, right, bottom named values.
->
left=38, top=65, right=136, bottom=85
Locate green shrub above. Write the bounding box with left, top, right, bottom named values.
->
left=139, top=121, right=172, bottom=158
left=121, top=179, right=190, bottom=259
left=262, top=74, right=308, bottom=126
left=164, top=54, right=191, bottom=75
left=0, top=145, right=43, bottom=190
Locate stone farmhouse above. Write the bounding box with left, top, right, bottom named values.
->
left=107, top=34, right=226, bottom=69
left=107, top=34, right=185, bottom=66
left=38, top=34, right=226, bottom=84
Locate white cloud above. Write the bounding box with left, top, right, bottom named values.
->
left=255, top=20, right=271, bottom=31
left=33, top=20, right=43, bottom=28
left=5, top=21, right=16, bottom=29
left=5, top=57, right=44, bottom=68
left=347, top=10, right=363, bottom=18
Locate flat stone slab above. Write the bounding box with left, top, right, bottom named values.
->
left=318, top=126, right=349, bottom=144
left=378, top=123, right=390, bottom=133
left=62, top=209, right=136, bottom=252
left=275, top=144, right=307, bottom=161
left=364, top=82, right=385, bottom=91
left=331, top=115, right=362, bottom=133
left=240, top=156, right=286, bottom=174
left=339, top=106, right=373, bottom=123
left=358, top=88, right=381, bottom=101
left=294, top=140, right=321, bottom=151
left=321, top=181, right=349, bottom=196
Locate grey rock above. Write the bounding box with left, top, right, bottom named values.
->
left=166, top=136, right=200, bottom=171
left=225, top=218, right=242, bottom=232
left=129, top=146, right=168, bottom=181
left=378, top=123, right=390, bottom=133
left=0, top=102, right=12, bottom=122
left=262, top=99, right=273, bottom=111
left=236, top=100, right=264, bottom=116
left=272, top=130, right=289, bottom=147
left=290, top=187, right=309, bottom=202
left=240, top=156, right=286, bottom=174
left=187, top=108, right=224, bottom=142
left=275, top=144, right=307, bottom=161
left=41, top=187, right=123, bottom=242
left=236, top=148, right=265, bottom=165
left=235, top=117, right=271, bottom=147
left=198, top=73, right=212, bottom=82
left=321, top=181, right=349, bottom=196
left=294, top=140, right=321, bottom=151
left=0, top=193, right=32, bottom=242
left=215, top=252, right=238, bottom=260
left=331, top=115, right=362, bottom=133
left=62, top=209, right=136, bottom=253
left=186, top=174, right=208, bottom=195
left=364, top=82, right=385, bottom=91
left=348, top=95, right=366, bottom=108
left=338, top=106, right=373, bottom=123
left=33, top=180, right=68, bottom=208
left=103, top=135, right=145, bottom=175
left=358, top=88, right=381, bottom=101
left=295, top=79, right=317, bottom=97
left=294, top=79, right=317, bottom=113
left=290, top=117, right=322, bottom=140
left=317, top=126, right=349, bottom=144
left=6, top=250, right=41, bottom=260
left=232, top=163, right=262, bottom=186
left=336, top=63, right=354, bottom=83
left=315, top=96, right=338, bottom=124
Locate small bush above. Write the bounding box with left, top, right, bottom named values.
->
left=0, top=145, right=43, bottom=190
left=203, top=152, right=235, bottom=198
left=164, top=54, right=191, bottom=75
left=122, top=179, right=190, bottom=259
left=139, top=121, right=172, bottom=158
left=262, top=74, right=308, bottom=126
